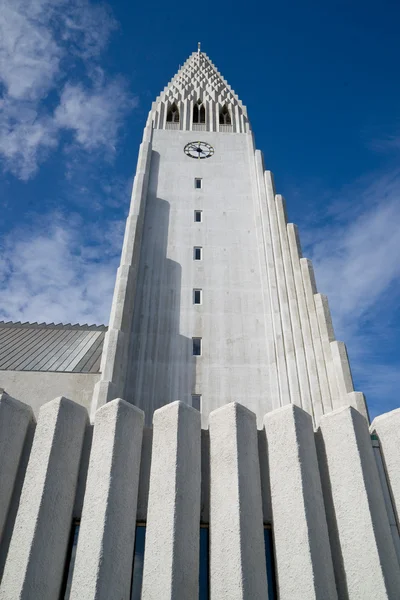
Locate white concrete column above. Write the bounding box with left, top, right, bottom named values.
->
left=254, top=153, right=286, bottom=408
left=234, top=103, right=241, bottom=133
left=276, top=196, right=312, bottom=415
left=91, top=132, right=152, bottom=416
left=300, top=258, right=332, bottom=422
left=265, top=181, right=301, bottom=407
left=317, top=406, right=400, bottom=598
left=347, top=390, right=369, bottom=421
left=0, top=397, right=88, bottom=600
left=205, top=99, right=212, bottom=132
left=371, top=408, right=400, bottom=532
left=253, top=151, right=280, bottom=408
left=159, top=101, right=167, bottom=129
left=314, top=293, right=338, bottom=409
left=330, top=340, right=354, bottom=401
left=69, top=399, right=144, bottom=600
left=0, top=394, right=35, bottom=549
left=189, top=99, right=194, bottom=130
left=183, top=99, right=189, bottom=131
left=141, top=402, right=201, bottom=600
left=215, top=101, right=221, bottom=132
left=287, top=224, right=324, bottom=423
left=264, top=404, right=337, bottom=599
left=209, top=402, right=268, bottom=599
left=178, top=99, right=184, bottom=131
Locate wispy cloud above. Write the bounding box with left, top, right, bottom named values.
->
left=0, top=0, right=134, bottom=179
left=55, top=77, right=135, bottom=152
left=302, top=166, right=400, bottom=417
left=0, top=213, right=124, bottom=325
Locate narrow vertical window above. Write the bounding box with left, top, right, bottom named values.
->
left=166, top=102, right=179, bottom=123
left=195, top=178, right=202, bottom=189
left=194, top=210, right=202, bottom=222
left=192, top=394, right=201, bottom=411
left=61, top=521, right=80, bottom=599
left=193, top=99, right=205, bottom=124
left=192, top=337, right=202, bottom=356
left=130, top=524, right=146, bottom=600
left=219, top=104, right=232, bottom=125
left=199, top=103, right=206, bottom=123
left=264, top=526, right=278, bottom=599
left=194, top=247, right=202, bottom=260
left=193, top=289, right=202, bottom=304
left=199, top=525, right=209, bottom=599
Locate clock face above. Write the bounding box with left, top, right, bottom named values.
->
left=184, top=141, right=214, bottom=159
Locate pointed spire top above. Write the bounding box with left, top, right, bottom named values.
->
left=151, top=48, right=249, bottom=133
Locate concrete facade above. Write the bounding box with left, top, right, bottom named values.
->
left=69, top=399, right=144, bottom=600
left=264, top=405, right=337, bottom=598
left=0, top=48, right=399, bottom=598
left=0, top=397, right=88, bottom=600
left=209, top=403, right=268, bottom=599
left=0, top=370, right=99, bottom=416
left=0, top=396, right=398, bottom=598
left=141, top=402, right=201, bottom=599
left=91, top=49, right=368, bottom=427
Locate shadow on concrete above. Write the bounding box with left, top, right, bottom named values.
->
left=124, top=151, right=196, bottom=425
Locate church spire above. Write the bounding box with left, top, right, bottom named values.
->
left=149, top=49, right=249, bottom=133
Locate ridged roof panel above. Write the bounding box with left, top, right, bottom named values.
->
left=0, top=321, right=107, bottom=373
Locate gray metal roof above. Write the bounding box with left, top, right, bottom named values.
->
left=0, top=321, right=107, bottom=373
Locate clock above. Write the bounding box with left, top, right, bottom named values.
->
left=184, top=141, right=214, bottom=159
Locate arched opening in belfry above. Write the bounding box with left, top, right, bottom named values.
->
left=193, top=99, right=206, bottom=124
left=219, top=104, right=232, bottom=125
left=166, top=103, right=180, bottom=123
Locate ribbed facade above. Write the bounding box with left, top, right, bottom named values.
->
left=0, top=393, right=400, bottom=598
left=0, top=49, right=399, bottom=599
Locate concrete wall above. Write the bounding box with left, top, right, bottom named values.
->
left=0, top=396, right=399, bottom=598
left=0, top=371, right=99, bottom=416
left=125, top=129, right=275, bottom=425
left=118, top=126, right=367, bottom=427
left=91, top=56, right=368, bottom=428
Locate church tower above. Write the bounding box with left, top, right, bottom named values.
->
left=91, top=47, right=368, bottom=426
left=2, top=47, right=400, bottom=600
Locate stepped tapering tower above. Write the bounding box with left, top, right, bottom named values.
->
left=91, top=47, right=368, bottom=426
left=2, top=47, right=400, bottom=600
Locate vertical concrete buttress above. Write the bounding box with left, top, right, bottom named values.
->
left=300, top=258, right=333, bottom=422
left=313, top=293, right=337, bottom=411
left=264, top=404, right=337, bottom=599
left=287, top=224, right=325, bottom=422
left=254, top=150, right=281, bottom=408
left=317, top=407, right=400, bottom=598
left=141, top=402, right=201, bottom=600
left=371, top=408, right=400, bottom=534
left=265, top=174, right=301, bottom=407
left=0, top=398, right=88, bottom=600
left=209, top=402, right=268, bottom=599
left=69, top=399, right=144, bottom=600
left=91, top=127, right=153, bottom=418
left=275, top=195, right=312, bottom=415
left=0, top=394, right=35, bottom=554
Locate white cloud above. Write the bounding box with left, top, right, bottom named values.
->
left=0, top=215, right=124, bottom=325
left=308, top=168, right=400, bottom=336
left=0, top=0, right=133, bottom=179
left=304, top=167, right=400, bottom=417
left=0, top=1, right=61, bottom=101
left=0, top=98, right=58, bottom=179
left=55, top=79, right=135, bottom=151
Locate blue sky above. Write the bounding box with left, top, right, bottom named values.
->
left=0, top=0, right=399, bottom=419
